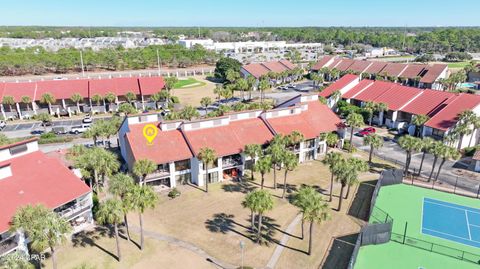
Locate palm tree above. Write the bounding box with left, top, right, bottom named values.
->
left=363, top=134, right=383, bottom=164
left=398, top=135, right=420, bottom=173
left=258, top=79, right=270, bottom=103
left=150, top=92, right=162, bottom=110
left=469, top=116, right=480, bottom=147
left=36, top=112, right=52, bottom=132
left=346, top=113, right=364, bottom=152
left=74, top=147, right=119, bottom=193
left=246, top=75, right=257, bottom=100
left=249, top=190, right=274, bottom=243
left=96, top=199, right=124, bottom=261
left=294, top=186, right=329, bottom=255
left=282, top=151, right=298, bottom=199
left=254, top=155, right=272, bottom=189
left=320, top=132, right=339, bottom=153
left=180, top=105, right=200, bottom=121
left=375, top=103, right=388, bottom=125
left=335, top=158, right=368, bottom=211
left=412, top=114, right=430, bottom=137
left=435, top=146, right=460, bottom=182
left=363, top=101, right=376, bottom=126
left=40, top=93, right=56, bottom=115
left=197, top=147, right=217, bottom=193
left=126, top=184, right=158, bottom=250
left=242, top=191, right=259, bottom=232
left=225, top=69, right=240, bottom=84
left=125, top=92, right=137, bottom=104
left=323, top=152, right=343, bottom=202
left=428, top=142, right=445, bottom=181
left=11, top=205, right=72, bottom=269
left=21, top=96, right=32, bottom=111
left=200, top=97, right=212, bottom=115
left=133, top=159, right=157, bottom=185
left=108, top=174, right=135, bottom=242
left=458, top=110, right=476, bottom=146
left=286, top=130, right=304, bottom=152
left=417, top=137, right=435, bottom=176
left=235, top=78, right=249, bottom=100
left=452, top=122, right=472, bottom=150
left=70, top=93, right=83, bottom=113
left=244, top=144, right=262, bottom=180
left=91, top=94, right=103, bottom=107
left=267, top=135, right=286, bottom=190
left=2, top=95, right=15, bottom=112
left=344, top=158, right=368, bottom=199
left=165, top=77, right=178, bottom=98
left=104, top=92, right=117, bottom=104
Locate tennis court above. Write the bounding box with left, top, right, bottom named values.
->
left=422, top=198, right=480, bottom=248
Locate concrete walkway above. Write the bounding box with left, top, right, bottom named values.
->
left=129, top=225, right=237, bottom=269
left=265, top=214, right=303, bottom=269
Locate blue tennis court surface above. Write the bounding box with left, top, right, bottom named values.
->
left=422, top=198, right=480, bottom=248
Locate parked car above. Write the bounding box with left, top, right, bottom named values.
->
left=82, top=115, right=93, bottom=124
left=160, top=109, right=171, bottom=117
left=52, top=126, right=69, bottom=135
left=31, top=129, right=44, bottom=135
left=70, top=124, right=91, bottom=134
left=357, top=127, right=376, bottom=137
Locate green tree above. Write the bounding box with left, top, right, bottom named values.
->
left=11, top=205, right=72, bottom=269
left=258, top=79, right=270, bottom=103
left=267, top=135, right=286, bottom=190
left=363, top=134, right=383, bottom=163
left=254, top=155, right=272, bottom=189
left=282, top=151, right=298, bottom=199
left=246, top=75, right=257, bottom=100
left=319, top=132, right=339, bottom=153
left=243, top=144, right=262, bottom=181
left=91, top=94, right=103, bottom=106
left=197, top=147, right=217, bottom=193
left=0, top=252, right=34, bottom=269
left=118, top=102, right=137, bottom=115
left=214, top=57, right=242, bottom=81
left=286, top=130, right=304, bottom=152
left=180, top=105, right=200, bottom=121
left=335, top=158, right=368, bottom=211
left=235, top=78, right=249, bottom=100
left=150, top=91, right=162, bottom=110
left=108, top=173, right=135, bottom=242
left=40, top=92, right=56, bottom=115
left=35, top=112, right=52, bottom=131
left=200, top=97, right=212, bottom=115
left=363, top=101, right=376, bottom=126
left=417, top=137, right=435, bottom=176
left=427, top=141, right=445, bottom=181
left=323, top=152, right=343, bottom=202
left=104, top=92, right=117, bottom=104
left=74, top=147, right=119, bottom=193
left=133, top=159, right=157, bottom=186
left=398, top=135, right=420, bottom=173
left=70, top=93, right=83, bottom=113
left=412, top=114, right=430, bottom=137
left=21, top=96, right=32, bottom=111
left=164, top=77, right=179, bottom=100
left=124, top=92, right=137, bottom=104
left=225, top=69, right=240, bottom=84
left=242, top=191, right=259, bottom=232
left=96, top=199, right=124, bottom=261
left=346, top=112, right=364, bottom=152
left=2, top=95, right=15, bottom=113
left=126, top=184, right=158, bottom=250
left=249, top=190, right=274, bottom=243
left=434, top=146, right=460, bottom=181
left=294, top=186, right=330, bottom=255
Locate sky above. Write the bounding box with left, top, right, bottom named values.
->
left=0, top=0, right=479, bottom=27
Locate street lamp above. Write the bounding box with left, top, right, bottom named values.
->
left=239, top=240, right=245, bottom=269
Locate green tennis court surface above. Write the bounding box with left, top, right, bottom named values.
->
left=355, top=184, right=480, bottom=269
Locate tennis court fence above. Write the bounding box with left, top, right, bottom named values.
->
left=391, top=232, right=480, bottom=265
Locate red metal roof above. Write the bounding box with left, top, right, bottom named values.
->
left=380, top=63, right=408, bottom=77
left=400, top=65, right=426, bottom=79
left=114, top=77, right=141, bottom=96
left=420, top=64, right=448, bottom=84
left=265, top=102, right=341, bottom=140
left=279, top=60, right=296, bottom=70
left=183, top=118, right=274, bottom=157
left=342, top=79, right=375, bottom=99
left=242, top=63, right=271, bottom=78
left=319, top=74, right=359, bottom=98
left=125, top=122, right=193, bottom=164
left=138, top=76, right=165, bottom=96
left=348, top=60, right=372, bottom=73
left=243, top=61, right=294, bottom=79
left=36, top=79, right=89, bottom=100
left=363, top=61, right=388, bottom=74
left=352, top=81, right=396, bottom=102
left=425, top=93, right=480, bottom=131
left=0, top=150, right=91, bottom=233
left=335, top=59, right=355, bottom=72
left=373, top=85, right=422, bottom=111
left=2, top=82, right=36, bottom=102
left=329, top=58, right=343, bottom=69
left=262, top=61, right=291, bottom=73
left=400, top=89, right=455, bottom=116
left=312, top=56, right=334, bottom=71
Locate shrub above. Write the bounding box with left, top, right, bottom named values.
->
left=38, top=135, right=74, bottom=144
left=343, top=140, right=357, bottom=153
left=40, top=132, right=56, bottom=139
left=168, top=188, right=181, bottom=199
left=464, top=145, right=480, bottom=157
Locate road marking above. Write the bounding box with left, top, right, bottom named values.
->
left=466, top=211, right=472, bottom=240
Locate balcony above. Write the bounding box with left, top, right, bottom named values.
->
left=222, top=155, right=243, bottom=168
left=57, top=203, right=92, bottom=220
left=145, top=169, right=170, bottom=180
left=0, top=236, right=18, bottom=256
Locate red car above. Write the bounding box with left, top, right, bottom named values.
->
left=357, top=127, right=376, bottom=137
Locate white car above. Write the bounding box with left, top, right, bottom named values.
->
left=70, top=124, right=91, bottom=134
left=82, top=116, right=93, bottom=124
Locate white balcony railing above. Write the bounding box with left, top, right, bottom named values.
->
left=58, top=203, right=92, bottom=219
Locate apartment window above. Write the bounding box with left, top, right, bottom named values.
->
left=175, top=173, right=191, bottom=185
left=305, top=139, right=315, bottom=148
left=157, top=163, right=170, bottom=173
left=147, top=178, right=170, bottom=187
left=432, top=129, right=445, bottom=139
left=205, top=171, right=219, bottom=183
left=175, top=159, right=191, bottom=171
left=9, top=144, right=28, bottom=155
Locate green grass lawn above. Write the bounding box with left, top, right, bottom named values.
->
left=355, top=184, right=480, bottom=269
left=447, top=61, right=470, bottom=69
left=173, top=78, right=205, bottom=89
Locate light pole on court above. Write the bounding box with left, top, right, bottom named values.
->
left=239, top=240, right=245, bottom=268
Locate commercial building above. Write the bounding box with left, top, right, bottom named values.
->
left=312, top=56, right=448, bottom=90
left=118, top=94, right=344, bottom=189
left=178, top=39, right=323, bottom=53
left=0, top=76, right=165, bottom=120
left=322, top=75, right=480, bottom=149
left=240, top=60, right=299, bottom=88
left=0, top=139, right=92, bottom=257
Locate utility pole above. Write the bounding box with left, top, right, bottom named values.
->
left=402, top=24, right=407, bottom=51
left=156, top=49, right=162, bottom=75
left=80, top=50, right=85, bottom=77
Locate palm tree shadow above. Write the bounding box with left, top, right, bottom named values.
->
left=71, top=226, right=119, bottom=261
left=221, top=181, right=256, bottom=194
left=205, top=213, right=255, bottom=242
